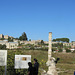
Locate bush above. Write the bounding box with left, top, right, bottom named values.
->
left=52, top=47, right=57, bottom=52
left=30, top=46, right=34, bottom=50
left=58, top=48, right=63, bottom=52
left=72, top=50, right=75, bottom=53
left=66, top=49, right=71, bottom=53
left=0, top=44, right=6, bottom=49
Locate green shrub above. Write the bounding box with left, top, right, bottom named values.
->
left=72, top=50, right=75, bottom=53
left=52, top=47, right=57, bottom=52
left=66, top=49, right=71, bottom=52
left=58, top=48, right=63, bottom=52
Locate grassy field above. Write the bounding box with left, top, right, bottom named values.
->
left=0, top=50, right=75, bottom=75
left=53, top=53, right=75, bottom=75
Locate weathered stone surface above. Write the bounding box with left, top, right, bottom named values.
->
left=45, top=32, right=58, bottom=75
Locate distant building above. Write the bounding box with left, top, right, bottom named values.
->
left=19, top=40, right=42, bottom=45
left=22, top=40, right=36, bottom=45
left=6, top=42, right=18, bottom=49
left=44, top=41, right=48, bottom=44
left=70, top=49, right=75, bottom=52
left=0, top=40, right=7, bottom=45
left=0, top=40, right=18, bottom=49
left=20, top=40, right=64, bottom=45
left=63, top=43, right=72, bottom=47
left=52, top=41, right=62, bottom=44
left=71, top=41, right=75, bottom=48
left=9, top=36, right=14, bottom=39
left=63, top=41, right=75, bottom=49
left=0, top=34, right=13, bottom=40
left=0, top=34, right=4, bottom=38
left=35, top=40, right=42, bottom=44
left=44, top=41, right=62, bottom=45
left=13, top=39, right=19, bottom=42
left=4, top=35, right=9, bottom=39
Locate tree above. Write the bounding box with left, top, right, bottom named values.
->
left=72, top=50, right=75, bottom=53
left=41, top=40, right=44, bottom=44
left=0, top=44, right=6, bottom=49
left=8, top=37, right=13, bottom=42
left=52, top=39, right=56, bottom=42
left=19, top=32, right=28, bottom=41
left=2, top=45, right=6, bottom=49
left=52, top=43, right=63, bottom=48
left=52, top=38, right=70, bottom=43
left=58, top=48, right=63, bottom=52
left=66, top=49, right=71, bottom=52
left=29, top=39, right=31, bottom=41
left=0, top=38, right=5, bottom=40
left=14, top=38, right=19, bottom=40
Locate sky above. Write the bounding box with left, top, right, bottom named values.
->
left=0, top=0, right=75, bottom=42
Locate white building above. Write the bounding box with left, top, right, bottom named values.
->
left=6, top=42, right=18, bottom=49
left=0, top=40, right=18, bottom=49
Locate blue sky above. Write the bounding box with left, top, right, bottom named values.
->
left=0, top=0, right=75, bottom=41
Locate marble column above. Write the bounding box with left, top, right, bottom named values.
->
left=46, top=32, right=58, bottom=75
left=48, top=32, right=52, bottom=61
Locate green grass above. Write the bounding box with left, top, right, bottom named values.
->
left=0, top=50, right=75, bottom=75
left=53, top=53, right=75, bottom=75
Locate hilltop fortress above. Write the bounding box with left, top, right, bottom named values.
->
left=0, top=34, right=13, bottom=39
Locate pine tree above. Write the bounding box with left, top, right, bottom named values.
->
left=19, top=32, right=28, bottom=41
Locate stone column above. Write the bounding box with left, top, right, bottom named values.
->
left=46, top=32, right=58, bottom=75
left=48, top=32, right=52, bottom=61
